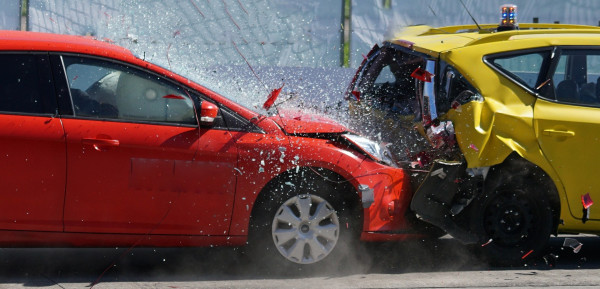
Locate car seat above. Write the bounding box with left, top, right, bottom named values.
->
left=71, top=88, right=99, bottom=116
left=555, top=79, right=579, bottom=103
left=115, top=72, right=194, bottom=123
left=579, top=82, right=596, bottom=104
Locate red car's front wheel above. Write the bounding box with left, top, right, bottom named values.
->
left=270, top=194, right=340, bottom=264
left=246, top=171, right=361, bottom=269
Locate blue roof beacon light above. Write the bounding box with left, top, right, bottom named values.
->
left=498, top=4, right=518, bottom=31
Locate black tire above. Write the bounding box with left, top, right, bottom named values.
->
left=245, top=171, right=362, bottom=272
left=469, top=180, right=553, bottom=266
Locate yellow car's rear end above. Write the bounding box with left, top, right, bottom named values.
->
left=346, top=11, right=600, bottom=265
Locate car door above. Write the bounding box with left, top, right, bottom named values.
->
left=56, top=55, right=238, bottom=235
left=0, top=53, right=66, bottom=232
left=534, top=48, right=600, bottom=221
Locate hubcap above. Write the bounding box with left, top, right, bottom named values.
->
left=484, top=191, right=534, bottom=247
left=271, top=194, right=340, bottom=264
left=300, top=224, right=310, bottom=233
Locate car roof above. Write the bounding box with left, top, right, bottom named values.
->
left=389, top=23, right=600, bottom=56
left=0, top=30, right=136, bottom=61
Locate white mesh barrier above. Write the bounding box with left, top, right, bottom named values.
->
left=0, top=0, right=21, bottom=30
left=28, top=0, right=349, bottom=115
left=28, top=0, right=343, bottom=68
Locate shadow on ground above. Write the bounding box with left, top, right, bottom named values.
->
left=0, top=235, right=597, bottom=285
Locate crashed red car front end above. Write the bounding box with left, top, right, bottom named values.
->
left=354, top=159, right=415, bottom=241
left=227, top=111, right=422, bottom=243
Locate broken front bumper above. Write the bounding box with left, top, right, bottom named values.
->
left=353, top=161, right=425, bottom=241
left=409, top=160, right=483, bottom=244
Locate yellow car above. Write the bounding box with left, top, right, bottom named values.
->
left=345, top=7, right=600, bottom=265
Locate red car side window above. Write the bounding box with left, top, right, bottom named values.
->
left=62, top=56, right=197, bottom=125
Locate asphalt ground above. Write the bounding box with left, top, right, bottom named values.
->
left=0, top=235, right=598, bottom=288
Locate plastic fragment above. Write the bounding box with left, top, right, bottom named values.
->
left=351, top=90, right=360, bottom=101
left=521, top=249, right=533, bottom=259
left=263, top=84, right=284, bottom=110
left=581, top=193, right=593, bottom=223
left=468, top=144, right=479, bottom=152
left=431, top=168, right=446, bottom=179
left=543, top=253, right=558, bottom=267
left=426, top=121, right=455, bottom=149
left=451, top=100, right=462, bottom=112
left=410, top=67, right=433, bottom=82
left=162, top=94, right=185, bottom=100
left=563, top=238, right=583, bottom=253
left=582, top=193, right=593, bottom=209
left=481, top=238, right=493, bottom=247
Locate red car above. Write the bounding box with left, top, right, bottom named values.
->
left=0, top=31, right=426, bottom=266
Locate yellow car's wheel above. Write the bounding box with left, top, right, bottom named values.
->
left=470, top=177, right=553, bottom=266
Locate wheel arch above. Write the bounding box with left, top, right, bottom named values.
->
left=249, top=166, right=360, bottom=224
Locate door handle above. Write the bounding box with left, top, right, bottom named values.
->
left=542, top=129, right=575, bottom=137
left=82, top=138, right=120, bottom=151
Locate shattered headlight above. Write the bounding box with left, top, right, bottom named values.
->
left=342, top=134, right=395, bottom=166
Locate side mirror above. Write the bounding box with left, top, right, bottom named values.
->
left=199, top=100, right=219, bottom=127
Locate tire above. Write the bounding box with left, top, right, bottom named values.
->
left=245, top=173, right=361, bottom=271
left=469, top=180, right=553, bottom=266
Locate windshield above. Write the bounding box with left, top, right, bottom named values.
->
left=349, top=43, right=425, bottom=120
left=346, top=43, right=434, bottom=163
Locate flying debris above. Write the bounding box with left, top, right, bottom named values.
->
left=563, top=238, right=583, bottom=253
left=263, top=84, right=284, bottom=110
left=582, top=193, right=593, bottom=223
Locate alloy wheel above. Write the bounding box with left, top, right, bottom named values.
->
left=271, top=194, right=340, bottom=264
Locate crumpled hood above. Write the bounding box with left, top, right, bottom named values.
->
left=269, top=110, right=348, bottom=135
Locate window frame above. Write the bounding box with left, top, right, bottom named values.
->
left=484, top=47, right=554, bottom=99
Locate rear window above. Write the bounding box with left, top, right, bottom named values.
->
left=487, top=51, right=551, bottom=91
